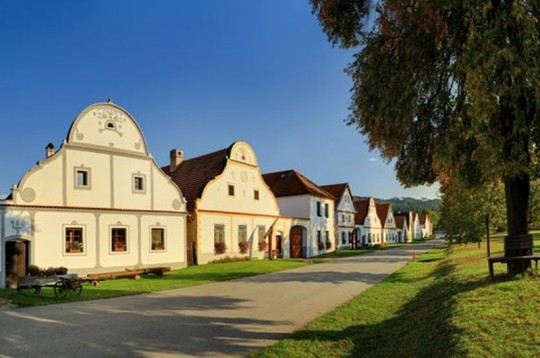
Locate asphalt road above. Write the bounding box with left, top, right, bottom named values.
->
left=0, top=238, right=443, bottom=357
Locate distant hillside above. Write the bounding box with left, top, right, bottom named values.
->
left=353, top=196, right=441, bottom=213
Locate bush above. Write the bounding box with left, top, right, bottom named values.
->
left=326, top=241, right=332, bottom=250
left=214, top=242, right=227, bottom=255
left=258, top=241, right=268, bottom=252
left=317, top=241, right=325, bottom=251
left=210, top=256, right=250, bottom=264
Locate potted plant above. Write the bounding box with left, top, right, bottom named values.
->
left=113, top=242, right=126, bottom=252
left=326, top=241, right=332, bottom=250
left=317, top=240, right=325, bottom=251
left=258, top=241, right=268, bottom=252
left=214, top=242, right=227, bottom=254
left=238, top=240, right=249, bottom=254
left=67, top=241, right=83, bottom=253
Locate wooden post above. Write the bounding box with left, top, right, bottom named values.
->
left=486, top=214, right=491, bottom=258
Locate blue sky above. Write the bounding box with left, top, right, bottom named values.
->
left=0, top=1, right=439, bottom=199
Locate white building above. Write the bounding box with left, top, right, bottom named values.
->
left=376, top=203, right=398, bottom=243
left=354, top=197, right=383, bottom=247
left=0, top=102, right=188, bottom=288
left=163, top=141, right=287, bottom=265
left=418, top=214, right=433, bottom=238
left=263, top=170, right=335, bottom=258
left=394, top=214, right=410, bottom=243
left=320, top=183, right=356, bottom=249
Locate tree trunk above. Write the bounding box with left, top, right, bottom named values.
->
left=504, top=174, right=532, bottom=274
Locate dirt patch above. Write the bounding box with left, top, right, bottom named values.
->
left=0, top=298, right=16, bottom=310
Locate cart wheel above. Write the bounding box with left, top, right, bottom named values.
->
left=54, top=282, right=67, bottom=299
left=71, top=285, right=82, bottom=297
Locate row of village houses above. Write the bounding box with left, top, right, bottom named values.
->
left=0, top=102, right=432, bottom=288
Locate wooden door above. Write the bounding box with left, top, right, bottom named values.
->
left=290, top=227, right=303, bottom=258
left=6, top=241, right=28, bottom=288
left=275, top=235, right=282, bottom=258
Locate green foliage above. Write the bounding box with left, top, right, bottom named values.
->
left=440, top=179, right=506, bottom=244
left=311, top=0, right=540, bottom=240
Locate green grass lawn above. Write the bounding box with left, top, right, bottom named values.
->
left=253, top=235, right=540, bottom=357
left=0, top=259, right=308, bottom=307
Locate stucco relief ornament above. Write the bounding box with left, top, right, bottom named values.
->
left=94, top=109, right=125, bottom=137
left=21, top=188, right=36, bottom=202
left=172, top=199, right=181, bottom=210
left=241, top=171, right=247, bottom=182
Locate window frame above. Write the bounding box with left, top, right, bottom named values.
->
left=214, top=224, right=226, bottom=244
left=64, top=226, right=85, bottom=254
left=132, top=174, right=146, bottom=194
left=150, top=227, right=166, bottom=251
left=74, top=167, right=91, bottom=190
left=111, top=226, right=128, bottom=253
left=317, top=201, right=321, bottom=217
left=258, top=225, right=266, bottom=244
left=228, top=184, right=235, bottom=197
left=254, top=189, right=260, bottom=201
left=325, top=203, right=329, bottom=218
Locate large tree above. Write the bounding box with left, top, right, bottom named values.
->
left=311, top=0, right=540, bottom=274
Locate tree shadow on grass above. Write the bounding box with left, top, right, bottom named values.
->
left=275, top=258, right=492, bottom=358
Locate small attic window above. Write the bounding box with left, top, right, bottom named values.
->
left=106, top=121, right=116, bottom=130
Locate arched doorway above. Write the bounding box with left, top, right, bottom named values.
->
left=5, top=240, right=29, bottom=288
left=290, top=226, right=304, bottom=258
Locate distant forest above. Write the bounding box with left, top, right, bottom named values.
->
left=354, top=196, right=441, bottom=214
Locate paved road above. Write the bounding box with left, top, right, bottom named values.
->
left=0, top=239, right=443, bottom=357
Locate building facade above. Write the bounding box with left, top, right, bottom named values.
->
left=354, top=197, right=383, bottom=247
left=320, top=183, right=356, bottom=249
left=0, top=102, right=188, bottom=288
left=263, top=170, right=335, bottom=258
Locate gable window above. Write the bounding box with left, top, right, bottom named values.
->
left=65, top=227, right=84, bottom=253
left=254, top=190, right=260, bottom=200
left=133, top=175, right=145, bottom=193
left=151, top=228, right=165, bottom=251
left=111, top=228, right=127, bottom=252
left=228, top=184, right=235, bottom=197
left=75, top=168, right=90, bottom=188
left=258, top=225, right=266, bottom=244
left=325, top=203, right=329, bottom=218
left=317, top=201, right=321, bottom=217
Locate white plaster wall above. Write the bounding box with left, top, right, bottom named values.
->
left=65, top=149, right=111, bottom=208
left=152, top=166, right=186, bottom=212
left=197, top=213, right=277, bottom=264
left=140, top=214, right=186, bottom=268
left=112, top=156, right=152, bottom=209
left=32, top=211, right=97, bottom=270
left=277, top=195, right=310, bottom=218
left=14, top=153, right=64, bottom=206
left=198, top=161, right=279, bottom=216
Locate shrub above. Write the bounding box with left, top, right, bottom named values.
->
left=326, top=241, right=332, bottom=250
left=210, top=256, right=250, bottom=264
left=317, top=241, right=325, bottom=251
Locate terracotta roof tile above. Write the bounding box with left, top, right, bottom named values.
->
left=262, top=170, right=334, bottom=199
left=376, top=203, right=391, bottom=228
left=162, top=145, right=232, bottom=211
left=319, top=183, right=348, bottom=201
left=354, top=199, right=370, bottom=225
left=395, top=215, right=405, bottom=229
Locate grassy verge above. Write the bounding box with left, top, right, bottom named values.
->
left=0, top=259, right=308, bottom=307
left=253, top=235, right=540, bottom=357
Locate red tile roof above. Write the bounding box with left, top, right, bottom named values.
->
left=395, top=215, right=405, bottom=229
left=376, top=203, right=391, bottom=228
left=162, top=145, right=232, bottom=211
left=354, top=199, right=370, bottom=225
left=319, top=183, right=348, bottom=201
left=262, top=170, right=334, bottom=199
left=419, top=214, right=428, bottom=225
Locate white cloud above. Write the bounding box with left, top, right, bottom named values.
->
left=368, top=157, right=377, bottom=163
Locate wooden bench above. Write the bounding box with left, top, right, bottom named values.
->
left=488, top=255, right=540, bottom=280
left=85, top=266, right=170, bottom=285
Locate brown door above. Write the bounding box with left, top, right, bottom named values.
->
left=6, top=241, right=28, bottom=288
left=275, top=235, right=282, bottom=258
left=290, top=227, right=303, bottom=258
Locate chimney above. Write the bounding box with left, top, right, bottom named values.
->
left=170, top=149, right=184, bottom=172
left=46, top=143, right=55, bottom=158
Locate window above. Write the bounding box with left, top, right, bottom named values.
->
left=75, top=169, right=90, bottom=188
left=317, top=230, right=322, bottom=242
left=65, top=227, right=84, bottom=253
left=258, top=225, right=266, bottom=244
left=133, top=175, right=145, bottom=192
left=317, top=201, right=321, bottom=217
left=111, top=228, right=127, bottom=252
left=228, top=184, right=235, bottom=196
left=325, top=203, right=329, bottom=218
left=214, top=224, right=225, bottom=244
left=341, top=231, right=346, bottom=245
left=325, top=230, right=329, bottom=243
left=254, top=190, right=259, bottom=200
left=238, top=225, right=247, bottom=243
left=151, top=228, right=165, bottom=251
